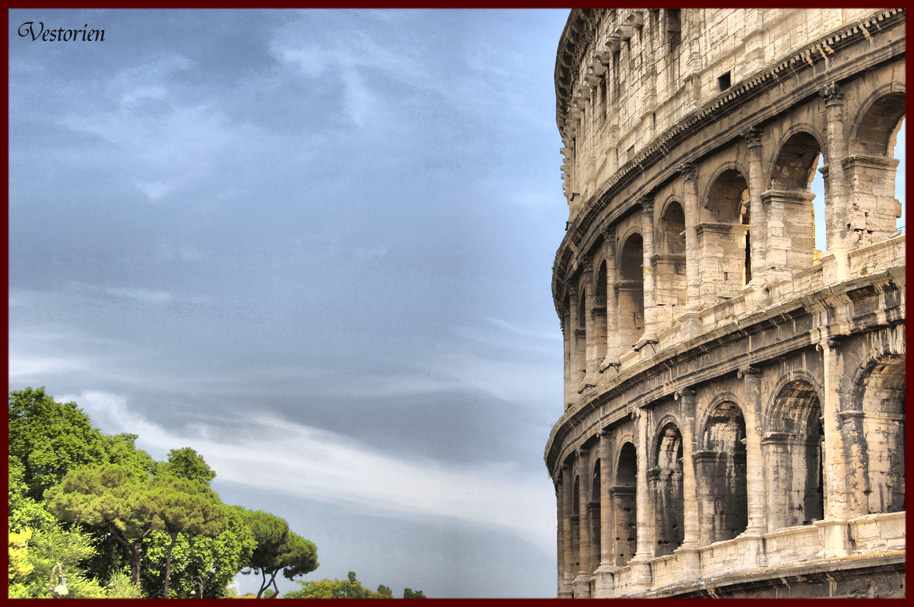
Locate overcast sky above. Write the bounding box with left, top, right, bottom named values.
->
left=9, top=8, right=570, bottom=598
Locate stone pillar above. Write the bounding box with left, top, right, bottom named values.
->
left=674, top=388, right=701, bottom=571
left=629, top=407, right=653, bottom=590
left=594, top=429, right=615, bottom=596
left=842, top=155, right=902, bottom=245
left=555, top=477, right=572, bottom=597
left=581, top=259, right=598, bottom=381
left=695, top=222, right=749, bottom=306
left=567, top=283, right=584, bottom=393
left=576, top=448, right=593, bottom=586
left=562, top=311, right=573, bottom=410
left=838, top=410, right=868, bottom=519
left=639, top=196, right=658, bottom=346
left=761, top=189, right=816, bottom=283
left=560, top=463, right=575, bottom=595
left=741, top=126, right=767, bottom=285
left=738, top=366, right=767, bottom=567
left=679, top=163, right=700, bottom=309
left=820, top=83, right=850, bottom=280
left=817, top=338, right=852, bottom=557
left=601, top=226, right=621, bottom=369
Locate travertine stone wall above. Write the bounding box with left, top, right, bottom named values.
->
left=546, top=8, right=905, bottom=599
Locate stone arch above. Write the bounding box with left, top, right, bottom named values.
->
left=655, top=198, right=687, bottom=325
left=650, top=421, right=684, bottom=556
left=764, top=129, right=821, bottom=267
left=617, top=233, right=644, bottom=348
left=698, top=167, right=751, bottom=300
left=846, top=88, right=906, bottom=243
left=764, top=379, right=824, bottom=530
left=696, top=399, right=748, bottom=544
left=848, top=351, right=905, bottom=514
left=851, top=88, right=906, bottom=156
left=612, top=441, right=638, bottom=566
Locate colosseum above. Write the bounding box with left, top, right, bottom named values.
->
left=544, top=8, right=905, bottom=598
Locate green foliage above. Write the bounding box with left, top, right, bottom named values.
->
left=377, top=584, right=393, bottom=597
left=6, top=521, right=109, bottom=598
left=9, top=389, right=315, bottom=601
left=284, top=571, right=387, bottom=599
left=8, top=387, right=106, bottom=501
left=239, top=508, right=319, bottom=598
left=161, top=447, right=217, bottom=484
left=403, top=588, right=427, bottom=598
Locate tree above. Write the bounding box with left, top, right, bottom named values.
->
left=147, top=476, right=227, bottom=598
left=403, top=588, right=427, bottom=598
left=284, top=571, right=385, bottom=599
left=141, top=505, right=256, bottom=598
left=6, top=521, right=109, bottom=599
left=377, top=584, right=393, bottom=597
left=8, top=388, right=106, bottom=501
left=239, top=509, right=319, bottom=598
left=160, top=447, right=216, bottom=485
left=45, top=463, right=158, bottom=588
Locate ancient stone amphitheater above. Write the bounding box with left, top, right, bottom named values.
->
left=544, top=8, right=905, bottom=598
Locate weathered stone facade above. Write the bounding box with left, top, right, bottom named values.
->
left=545, top=9, right=905, bottom=598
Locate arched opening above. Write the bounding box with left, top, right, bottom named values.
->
left=764, top=380, right=824, bottom=530
left=846, top=92, right=906, bottom=244
left=700, top=170, right=750, bottom=303
left=893, top=119, right=905, bottom=233
left=590, top=459, right=602, bottom=571
left=593, top=261, right=608, bottom=363
left=767, top=132, right=820, bottom=269
left=650, top=423, right=684, bottom=556
left=697, top=401, right=748, bottom=544
left=853, top=355, right=905, bottom=514
left=617, top=234, right=644, bottom=348
left=612, top=442, right=637, bottom=566
left=655, top=201, right=687, bottom=327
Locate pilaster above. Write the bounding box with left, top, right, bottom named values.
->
left=818, top=338, right=852, bottom=557
left=629, top=407, right=653, bottom=591
left=737, top=366, right=767, bottom=568
left=742, top=126, right=767, bottom=285
left=638, top=196, right=658, bottom=346
left=820, top=82, right=850, bottom=278
left=601, top=225, right=621, bottom=371
left=673, top=388, right=701, bottom=574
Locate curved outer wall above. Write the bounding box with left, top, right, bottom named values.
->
left=546, top=8, right=905, bottom=598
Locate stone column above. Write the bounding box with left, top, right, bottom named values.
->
left=601, top=226, right=621, bottom=369
left=629, top=406, right=653, bottom=590
left=639, top=196, right=658, bottom=346
left=842, top=155, right=902, bottom=245
left=674, top=388, right=700, bottom=572
left=562, top=311, right=572, bottom=410
left=838, top=410, right=868, bottom=519
left=820, top=83, right=850, bottom=280
left=741, top=126, right=767, bottom=285
left=738, top=366, right=767, bottom=567
left=560, top=463, right=575, bottom=595
left=679, top=163, right=700, bottom=309
left=581, top=259, right=598, bottom=381
left=567, top=283, right=584, bottom=394
left=594, top=429, right=615, bottom=596
left=817, top=338, right=852, bottom=557
left=761, top=189, right=816, bottom=283
left=555, top=477, right=573, bottom=597
left=574, top=449, right=592, bottom=598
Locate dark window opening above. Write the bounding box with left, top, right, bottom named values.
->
left=718, top=72, right=731, bottom=91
